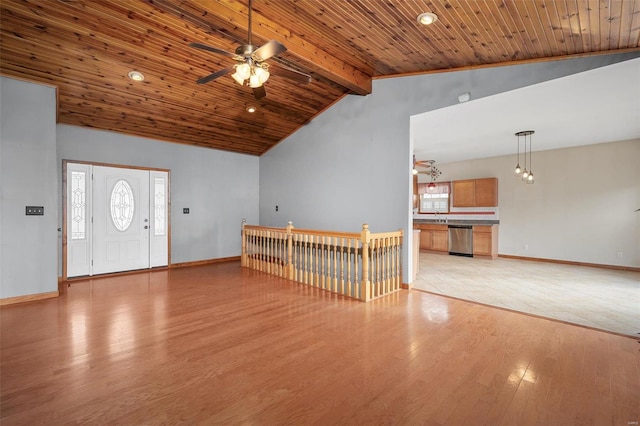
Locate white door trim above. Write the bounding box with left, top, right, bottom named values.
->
left=63, top=161, right=170, bottom=279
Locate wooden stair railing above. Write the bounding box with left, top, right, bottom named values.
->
left=241, top=221, right=403, bottom=301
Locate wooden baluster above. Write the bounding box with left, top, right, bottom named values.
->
left=311, top=235, right=317, bottom=287
left=276, top=232, right=281, bottom=277
left=331, top=237, right=337, bottom=292
left=256, top=231, right=262, bottom=271
left=264, top=230, right=268, bottom=273
left=393, top=237, right=402, bottom=290
left=258, top=230, right=263, bottom=272
left=351, top=239, right=364, bottom=299
left=385, top=237, right=390, bottom=295
left=264, top=230, right=269, bottom=273
left=372, top=238, right=378, bottom=298
left=315, top=235, right=320, bottom=287
left=320, top=235, right=327, bottom=288
left=268, top=230, right=273, bottom=274
left=326, top=237, right=332, bottom=291
left=303, top=234, right=308, bottom=284
left=293, top=234, right=298, bottom=282
left=252, top=230, right=257, bottom=271
left=343, top=238, right=353, bottom=296
left=380, top=237, right=385, bottom=296
left=339, top=238, right=344, bottom=295
left=396, top=234, right=400, bottom=290
left=280, top=232, right=285, bottom=277
left=392, top=236, right=397, bottom=291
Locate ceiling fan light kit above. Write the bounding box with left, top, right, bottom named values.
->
left=190, top=0, right=310, bottom=101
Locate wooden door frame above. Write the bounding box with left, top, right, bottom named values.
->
left=62, top=160, right=171, bottom=281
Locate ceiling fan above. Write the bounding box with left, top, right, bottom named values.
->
left=412, top=158, right=442, bottom=180
left=190, top=0, right=311, bottom=100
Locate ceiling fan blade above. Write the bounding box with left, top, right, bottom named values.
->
left=252, top=40, right=286, bottom=62
left=190, top=42, right=238, bottom=59
left=270, top=64, right=312, bottom=85
left=252, top=85, right=266, bottom=100
left=196, top=66, right=235, bottom=84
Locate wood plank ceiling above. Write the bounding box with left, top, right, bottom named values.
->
left=1, top=0, right=639, bottom=156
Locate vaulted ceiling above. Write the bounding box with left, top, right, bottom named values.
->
left=1, top=0, right=639, bottom=156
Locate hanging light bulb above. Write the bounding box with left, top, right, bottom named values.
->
left=514, top=132, right=522, bottom=176
left=249, top=72, right=262, bottom=88
left=231, top=63, right=251, bottom=85
left=254, top=64, right=270, bottom=84
left=231, top=71, right=245, bottom=85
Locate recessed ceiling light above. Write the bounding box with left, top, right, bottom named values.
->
left=246, top=106, right=256, bottom=113
left=128, top=70, right=145, bottom=81
left=417, top=12, right=438, bottom=26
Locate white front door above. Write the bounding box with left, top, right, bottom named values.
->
left=66, top=163, right=169, bottom=277
left=93, top=166, right=150, bottom=275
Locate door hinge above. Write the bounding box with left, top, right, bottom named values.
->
left=91, top=260, right=93, bottom=266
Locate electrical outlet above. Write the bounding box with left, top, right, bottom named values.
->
left=275, top=205, right=279, bottom=212
left=617, top=251, right=623, bottom=258
left=523, top=243, right=529, bottom=250
left=183, top=208, right=189, bottom=214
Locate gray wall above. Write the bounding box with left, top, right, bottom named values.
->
left=1, top=77, right=58, bottom=298
left=440, top=139, right=640, bottom=267
left=260, top=52, right=640, bottom=282
left=57, top=125, right=260, bottom=269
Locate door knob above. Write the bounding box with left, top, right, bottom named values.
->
left=144, top=225, right=149, bottom=229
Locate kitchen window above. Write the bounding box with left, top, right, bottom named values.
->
left=418, top=182, right=450, bottom=213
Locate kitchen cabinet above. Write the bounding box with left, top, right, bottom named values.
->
left=475, top=178, right=498, bottom=207
left=451, top=180, right=475, bottom=207
left=452, top=178, right=498, bottom=207
left=418, top=224, right=448, bottom=253
left=472, top=225, right=498, bottom=259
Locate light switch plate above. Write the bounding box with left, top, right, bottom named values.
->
left=26, top=206, right=44, bottom=215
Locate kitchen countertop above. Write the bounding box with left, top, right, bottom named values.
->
left=413, top=219, right=500, bottom=225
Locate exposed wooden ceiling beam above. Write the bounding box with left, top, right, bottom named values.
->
left=148, top=0, right=372, bottom=95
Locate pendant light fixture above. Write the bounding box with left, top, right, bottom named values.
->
left=514, top=130, right=535, bottom=184
left=514, top=132, right=522, bottom=176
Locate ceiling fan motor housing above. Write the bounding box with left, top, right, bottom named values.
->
left=236, top=44, right=257, bottom=58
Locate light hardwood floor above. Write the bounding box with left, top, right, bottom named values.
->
left=413, top=252, right=640, bottom=337
left=1, top=262, right=639, bottom=425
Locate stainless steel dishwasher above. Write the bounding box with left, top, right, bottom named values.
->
left=448, top=225, right=473, bottom=257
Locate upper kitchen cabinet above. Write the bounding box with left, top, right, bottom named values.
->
left=452, top=178, right=498, bottom=207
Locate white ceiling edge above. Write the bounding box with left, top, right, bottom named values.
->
left=411, top=57, right=640, bottom=164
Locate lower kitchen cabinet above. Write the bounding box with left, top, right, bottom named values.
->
left=418, top=224, right=449, bottom=253
left=472, top=225, right=498, bottom=259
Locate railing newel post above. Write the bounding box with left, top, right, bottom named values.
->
left=241, top=218, right=247, bottom=267
left=360, top=223, right=371, bottom=302
left=286, top=221, right=294, bottom=280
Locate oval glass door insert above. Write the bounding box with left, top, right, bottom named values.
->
left=110, top=179, right=135, bottom=231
